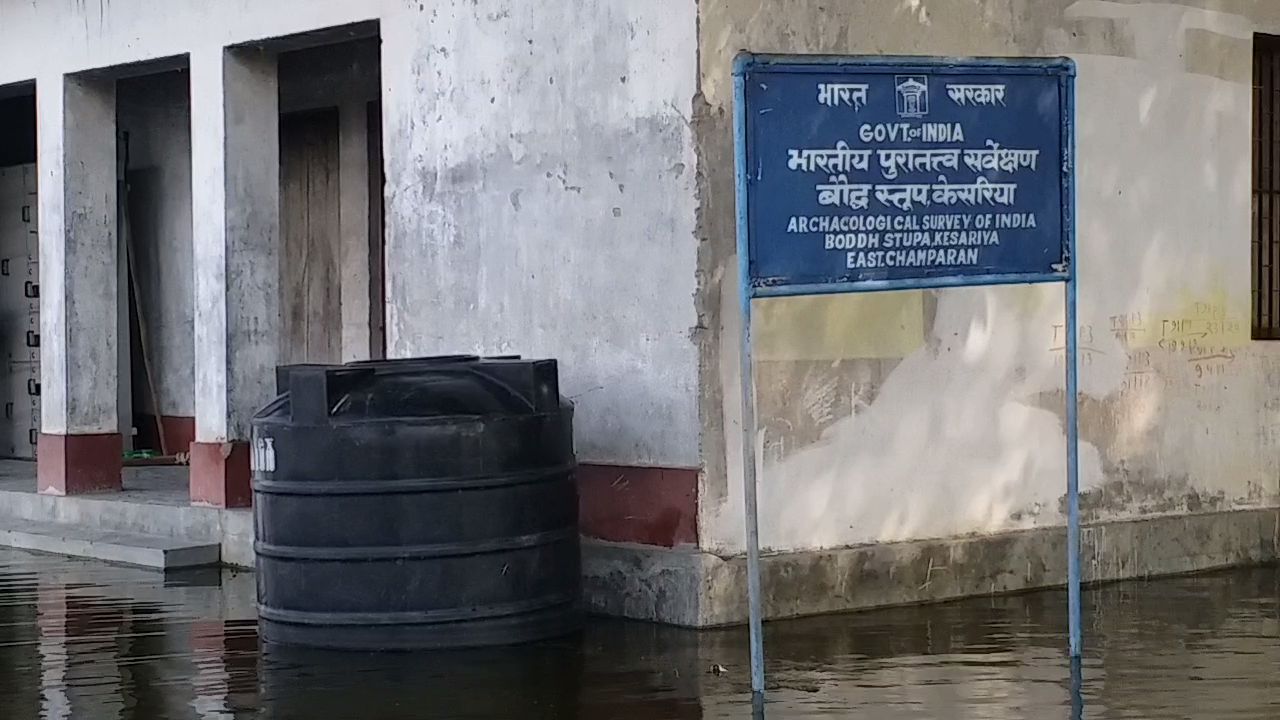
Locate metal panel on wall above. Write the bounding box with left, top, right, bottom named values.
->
left=0, top=164, right=39, bottom=460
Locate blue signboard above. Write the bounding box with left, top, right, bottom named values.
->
left=731, top=55, right=1081, bottom=701
left=738, top=56, right=1074, bottom=296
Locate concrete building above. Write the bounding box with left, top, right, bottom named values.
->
left=0, top=0, right=1278, bottom=626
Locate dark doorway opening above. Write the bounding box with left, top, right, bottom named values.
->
left=0, top=85, right=38, bottom=460
left=117, top=67, right=194, bottom=458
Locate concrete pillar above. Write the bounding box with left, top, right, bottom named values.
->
left=338, top=102, right=371, bottom=362
left=189, top=46, right=279, bottom=508
left=36, top=73, right=122, bottom=495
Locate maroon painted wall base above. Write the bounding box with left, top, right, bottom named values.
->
left=37, top=433, right=123, bottom=495
left=189, top=441, right=252, bottom=509
left=578, top=464, right=698, bottom=547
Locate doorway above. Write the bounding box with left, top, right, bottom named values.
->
left=277, top=33, right=385, bottom=366
left=117, top=66, right=195, bottom=458
left=0, top=87, right=38, bottom=460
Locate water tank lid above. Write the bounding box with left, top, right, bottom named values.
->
left=259, top=358, right=562, bottom=422
left=336, top=369, right=537, bottom=418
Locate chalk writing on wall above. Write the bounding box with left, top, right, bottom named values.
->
left=1050, top=323, right=1103, bottom=367
left=1107, top=301, right=1246, bottom=394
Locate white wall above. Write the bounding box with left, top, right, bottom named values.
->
left=0, top=0, right=702, bottom=465
left=698, top=0, right=1280, bottom=553
left=380, top=1, right=700, bottom=466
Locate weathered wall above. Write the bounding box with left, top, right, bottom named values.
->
left=0, top=0, right=702, bottom=468
left=116, top=70, right=194, bottom=419
left=380, top=1, right=700, bottom=466
left=698, top=0, right=1280, bottom=553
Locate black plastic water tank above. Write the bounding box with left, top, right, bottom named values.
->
left=252, top=356, right=581, bottom=650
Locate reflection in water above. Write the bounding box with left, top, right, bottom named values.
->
left=1069, top=655, right=1083, bottom=720
left=34, top=581, right=68, bottom=720
left=0, top=548, right=1275, bottom=719
left=262, top=643, right=583, bottom=720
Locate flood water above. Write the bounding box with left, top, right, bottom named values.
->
left=0, top=548, right=1275, bottom=719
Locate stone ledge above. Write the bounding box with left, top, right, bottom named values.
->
left=583, top=508, right=1279, bottom=627
left=0, top=470, right=255, bottom=569
left=0, top=519, right=221, bottom=569
left=582, top=540, right=712, bottom=627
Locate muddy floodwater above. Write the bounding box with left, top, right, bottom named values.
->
left=0, top=548, right=1276, bottom=719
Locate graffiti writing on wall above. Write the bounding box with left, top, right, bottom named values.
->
left=1107, top=300, right=1246, bottom=393
left=1050, top=322, right=1103, bottom=367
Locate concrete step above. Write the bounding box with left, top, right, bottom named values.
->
left=0, top=519, right=221, bottom=570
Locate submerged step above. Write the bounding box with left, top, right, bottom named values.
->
left=0, top=519, right=220, bottom=570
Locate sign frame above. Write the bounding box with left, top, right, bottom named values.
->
left=732, top=52, right=1080, bottom=700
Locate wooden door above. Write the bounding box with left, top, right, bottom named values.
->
left=280, top=109, right=341, bottom=365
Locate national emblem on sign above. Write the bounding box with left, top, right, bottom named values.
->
left=895, top=75, right=929, bottom=118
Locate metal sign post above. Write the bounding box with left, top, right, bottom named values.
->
left=732, top=54, right=1079, bottom=700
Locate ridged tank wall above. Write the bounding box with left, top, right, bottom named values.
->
left=252, top=356, right=581, bottom=650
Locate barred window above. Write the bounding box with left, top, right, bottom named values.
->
left=1253, top=35, right=1280, bottom=338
